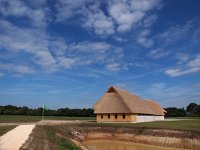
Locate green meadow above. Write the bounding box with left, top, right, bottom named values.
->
left=0, top=126, right=17, bottom=136
left=132, top=119, right=200, bottom=131
left=0, top=115, right=95, bottom=123
left=0, top=115, right=200, bottom=132
left=97, top=117, right=200, bottom=132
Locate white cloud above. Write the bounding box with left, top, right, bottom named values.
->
left=147, top=49, right=170, bottom=59
left=130, top=0, right=162, bottom=11
left=143, top=82, right=199, bottom=107
left=143, top=14, right=158, bottom=28
left=118, top=82, right=200, bottom=107
left=165, top=54, right=200, bottom=77
left=70, top=41, right=111, bottom=53
left=0, top=0, right=164, bottom=75
left=0, top=64, right=34, bottom=74
left=55, top=0, right=162, bottom=36
left=113, top=36, right=127, bottom=42
left=106, top=63, right=121, bottom=71
left=154, top=20, right=193, bottom=46
left=0, top=19, right=77, bottom=73
left=108, top=0, right=162, bottom=32
left=0, top=0, right=48, bottom=27
left=84, top=10, right=115, bottom=36
left=193, top=26, right=200, bottom=44
left=176, top=53, right=190, bottom=64
left=0, top=20, right=55, bottom=67
left=137, top=29, right=154, bottom=48
left=0, top=19, right=125, bottom=74
left=68, top=41, right=125, bottom=69
left=57, top=57, right=78, bottom=69
left=0, top=72, right=5, bottom=77
left=55, top=0, right=92, bottom=21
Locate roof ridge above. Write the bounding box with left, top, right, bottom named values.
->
left=109, top=86, right=132, bottom=113
left=112, top=86, right=139, bottom=97
left=113, top=86, right=156, bottom=115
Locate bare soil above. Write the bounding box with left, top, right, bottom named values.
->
left=21, top=123, right=200, bottom=150
left=20, top=126, right=59, bottom=150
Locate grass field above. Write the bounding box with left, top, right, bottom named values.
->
left=0, top=115, right=95, bottom=123
left=0, top=115, right=199, bottom=132
left=132, top=119, right=200, bottom=131
left=100, top=117, right=200, bottom=131
left=0, top=126, right=16, bottom=136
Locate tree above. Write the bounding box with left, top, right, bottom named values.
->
left=198, top=105, right=200, bottom=116
left=165, top=107, right=187, bottom=117
left=0, top=105, right=95, bottom=116
left=186, top=103, right=199, bottom=116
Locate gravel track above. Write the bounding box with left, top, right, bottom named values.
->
left=0, top=125, right=35, bottom=150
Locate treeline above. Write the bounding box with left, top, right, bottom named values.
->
left=0, top=102, right=200, bottom=117
left=165, top=103, right=200, bottom=117
left=0, top=105, right=95, bottom=117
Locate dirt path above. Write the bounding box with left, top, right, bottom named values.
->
left=0, top=125, right=35, bottom=150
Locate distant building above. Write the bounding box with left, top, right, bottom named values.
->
left=93, top=86, right=166, bottom=123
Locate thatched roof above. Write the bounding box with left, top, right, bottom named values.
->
left=143, top=100, right=166, bottom=116
left=94, top=86, right=165, bottom=116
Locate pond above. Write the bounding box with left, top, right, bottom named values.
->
left=83, top=140, right=185, bottom=150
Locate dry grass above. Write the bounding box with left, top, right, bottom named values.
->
left=0, top=125, right=16, bottom=136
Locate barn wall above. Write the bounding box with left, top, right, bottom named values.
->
left=155, top=116, right=164, bottom=121
left=136, top=115, right=155, bottom=122
left=130, top=114, right=137, bottom=122
left=96, top=114, right=132, bottom=122
left=96, top=114, right=164, bottom=123
left=136, top=115, right=164, bottom=122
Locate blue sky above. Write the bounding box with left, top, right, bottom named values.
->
left=0, top=0, right=200, bottom=109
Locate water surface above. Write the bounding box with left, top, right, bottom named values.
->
left=84, top=140, right=184, bottom=150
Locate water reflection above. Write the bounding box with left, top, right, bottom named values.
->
left=84, top=140, right=184, bottom=150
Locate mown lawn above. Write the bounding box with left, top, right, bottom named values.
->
left=0, top=115, right=41, bottom=123
left=0, top=126, right=16, bottom=136
left=0, top=115, right=95, bottom=123
left=99, top=118, right=200, bottom=132
left=132, top=119, right=200, bottom=131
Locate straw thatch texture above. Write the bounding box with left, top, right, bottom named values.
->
left=143, top=100, right=166, bottom=115
left=94, top=86, right=165, bottom=116
left=94, top=92, right=130, bottom=113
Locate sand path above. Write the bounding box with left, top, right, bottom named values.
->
left=0, top=125, right=35, bottom=150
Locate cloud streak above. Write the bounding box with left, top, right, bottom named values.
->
left=165, top=55, right=200, bottom=77
left=55, top=0, right=162, bottom=36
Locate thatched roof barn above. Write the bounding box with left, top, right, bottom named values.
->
left=93, top=86, right=166, bottom=123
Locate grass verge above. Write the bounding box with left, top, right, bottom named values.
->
left=47, top=127, right=81, bottom=150
left=0, top=125, right=16, bottom=136
left=0, top=115, right=95, bottom=123
left=96, top=119, right=200, bottom=131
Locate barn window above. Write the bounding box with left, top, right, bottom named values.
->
left=123, top=114, right=125, bottom=119
left=115, top=114, right=117, bottom=119
left=108, top=114, right=110, bottom=119
left=101, top=114, right=103, bottom=119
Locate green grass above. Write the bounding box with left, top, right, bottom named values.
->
left=133, top=119, right=200, bottom=131
left=99, top=119, right=200, bottom=131
left=0, top=115, right=95, bottom=123
left=44, top=116, right=95, bottom=121
left=59, top=137, right=80, bottom=150
left=0, top=115, right=41, bottom=123
left=166, top=117, right=200, bottom=120
left=47, top=129, right=56, bottom=138
left=0, top=126, right=16, bottom=136
left=46, top=128, right=80, bottom=150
